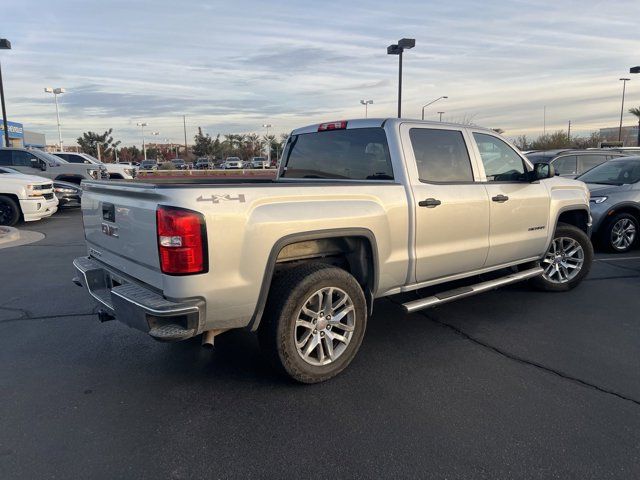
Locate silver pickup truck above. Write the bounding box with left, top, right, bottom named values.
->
left=73, top=118, right=593, bottom=383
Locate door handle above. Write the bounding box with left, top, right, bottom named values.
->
left=419, top=198, right=442, bottom=208
left=491, top=194, right=509, bottom=203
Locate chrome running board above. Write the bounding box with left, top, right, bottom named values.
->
left=402, top=266, right=543, bottom=313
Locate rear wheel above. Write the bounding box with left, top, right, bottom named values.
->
left=601, top=213, right=638, bottom=253
left=258, top=263, right=367, bottom=383
left=530, top=223, right=593, bottom=292
left=0, top=196, right=21, bottom=226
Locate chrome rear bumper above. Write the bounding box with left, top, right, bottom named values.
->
left=73, top=256, right=203, bottom=341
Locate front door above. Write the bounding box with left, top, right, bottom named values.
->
left=401, top=124, right=490, bottom=283
left=471, top=132, right=550, bottom=267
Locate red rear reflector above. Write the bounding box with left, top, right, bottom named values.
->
left=156, top=206, right=207, bottom=275
left=318, top=121, right=347, bottom=131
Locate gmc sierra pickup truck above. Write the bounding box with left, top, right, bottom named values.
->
left=73, top=118, right=593, bottom=383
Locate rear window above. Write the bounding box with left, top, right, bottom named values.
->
left=281, top=127, right=393, bottom=180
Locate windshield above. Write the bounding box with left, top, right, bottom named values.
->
left=577, top=159, right=640, bottom=185
left=0, top=167, right=20, bottom=174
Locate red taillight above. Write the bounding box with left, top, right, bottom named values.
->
left=318, top=121, right=347, bottom=131
left=156, top=206, right=207, bottom=275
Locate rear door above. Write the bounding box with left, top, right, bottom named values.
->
left=400, top=123, right=490, bottom=282
left=470, top=131, right=550, bottom=267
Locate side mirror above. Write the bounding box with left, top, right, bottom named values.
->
left=531, top=162, right=554, bottom=181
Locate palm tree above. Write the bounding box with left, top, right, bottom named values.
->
left=629, top=107, right=640, bottom=147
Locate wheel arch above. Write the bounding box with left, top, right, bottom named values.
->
left=555, top=207, right=590, bottom=234
left=603, top=203, right=640, bottom=226
left=248, top=228, right=379, bottom=332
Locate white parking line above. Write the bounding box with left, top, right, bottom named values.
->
left=596, top=256, right=640, bottom=262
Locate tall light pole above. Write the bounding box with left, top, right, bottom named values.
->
left=631, top=67, right=639, bottom=146
left=421, top=96, right=448, bottom=120
left=360, top=99, right=373, bottom=118
left=619, top=78, right=631, bottom=142
left=387, top=38, right=415, bottom=118
left=543, top=105, right=546, bottom=136
left=44, top=87, right=66, bottom=151
left=437, top=111, right=445, bottom=122
left=0, top=39, right=12, bottom=148
left=150, top=132, right=160, bottom=160
left=136, top=122, right=148, bottom=160
left=262, top=123, right=272, bottom=167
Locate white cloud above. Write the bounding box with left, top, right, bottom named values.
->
left=1, top=0, right=638, bottom=145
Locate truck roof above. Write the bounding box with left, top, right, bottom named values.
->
left=290, top=118, right=497, bottom=136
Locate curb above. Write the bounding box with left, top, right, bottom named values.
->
left=0, top=226, right=20, bottom=244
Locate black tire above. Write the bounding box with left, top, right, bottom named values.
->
left=0, top=195, right=21, bottom=226
left=258, top=263, right=367, bottom=384
left=600, top=213, right=638, bottom=253
left=530, top=222, right=593, bottom=292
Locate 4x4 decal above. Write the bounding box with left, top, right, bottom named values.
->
left=197, top=194, right=246, bottom=204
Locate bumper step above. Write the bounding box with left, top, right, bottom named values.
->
left=402, top=266, right=543, bottom=313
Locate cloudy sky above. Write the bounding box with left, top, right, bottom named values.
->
left=1, top=0, right=639, bottom=146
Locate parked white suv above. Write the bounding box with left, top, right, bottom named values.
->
left=53, top=152, right=136, bottom=180
left=0, top=167, right=58, bottom=226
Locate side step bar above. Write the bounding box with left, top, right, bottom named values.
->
left=402, top=266, right=543, bottom=313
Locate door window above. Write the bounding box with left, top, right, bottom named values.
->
left=473, top=133, right=526, bottom=182
left=409, top=128, right=473, bottom=182
left=552, top=155, right=577, bottom=175
left=12, top=150, right=36, bottom=166
left=0, top=150, right=11, bottom=166
left=578, top=154, right=607, bottom=173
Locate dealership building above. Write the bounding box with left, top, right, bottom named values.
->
left=0, top=120, right=47, bottom=149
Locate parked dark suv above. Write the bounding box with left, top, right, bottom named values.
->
left=527, top=149, right=624, bottom=178
left=526, top=150, right=626, bottom=178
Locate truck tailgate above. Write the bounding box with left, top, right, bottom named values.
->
left=81, top=181, right=164, bottom=289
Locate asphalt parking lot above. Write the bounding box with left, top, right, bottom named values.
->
left=1, top=209, right=640, bottom=479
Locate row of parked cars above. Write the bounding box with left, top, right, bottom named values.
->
left=521, top=148, right=640, bottom=252
left=196, top=156, right=272, bottom=170
left=0, top=147, right=138, bottom=227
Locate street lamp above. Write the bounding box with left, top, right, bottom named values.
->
left=0, top=38, right=12, bottom=148
left=387, top=38, right=415, bottom=118
left=44, top=87, right=66, bottom=151
left=262, top=123, right=272, bottom=167
left=421, top=96, right=447, bottom=120
left=360, top=99, right=373, bottom=118
left=437, top=111, right=445, bottom=122
left=619, top=78, right=631, bottom=142
left=136, top=122, right=148, bottom=160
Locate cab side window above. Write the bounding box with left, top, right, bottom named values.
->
left=473, top=133, right=526, bottom=182
left=552, top=155, right=577, bottom=176
left=0, top=150, right=11, bottom=166
left=578, top=154, right=607, bottom=173
left=12, top=150, right=36, bottom=166
left=409, top=128, right=474, bottom=182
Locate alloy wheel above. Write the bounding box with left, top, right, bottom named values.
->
left=294, top=287, right=355, bottom=366
left=541, top=237, right=585, bottom=284
left=611, top=218, right=637, bottom=251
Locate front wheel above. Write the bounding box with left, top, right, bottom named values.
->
left=601, top=213, right=638, bottom=253
left=530, top=223, right=593, bottom=292
left=0, top=195, right=21, bottom=226
left=259, top=263, right=367, bottom=383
